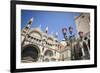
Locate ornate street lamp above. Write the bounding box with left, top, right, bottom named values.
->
left=69, top=26, right=75, bottom=60
left=69, top=26, right=73, bottom=34
left=62, top=26, right=76, bottom=60
left=62, top=27, right=67, bottom=40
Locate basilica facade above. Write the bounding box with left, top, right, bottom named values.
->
left=21, top=18, right=71, bottom=63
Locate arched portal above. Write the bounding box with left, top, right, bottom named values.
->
left=21, top=45, right=40, bottom=62
left=44, top=50, right=53, bottom=57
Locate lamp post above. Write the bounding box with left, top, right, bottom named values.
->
left=62, top=27, right=67, bottom=41
left=69, top=26, right=75, bottom=60
left=62, top=26, right=76, bottom=60
left=62, top=27, right=67, bottom=61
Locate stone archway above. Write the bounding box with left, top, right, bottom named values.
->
left=21, top=44, right=40, bottom=62
left=44, top=50, right=53, bottom=57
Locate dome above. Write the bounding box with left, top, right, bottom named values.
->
left=48, top=35, right=54, bottom=41
left=29, top=27, right=42, bottom=34
left=42, top=32, right=48, bottom=39
left=29, top=27, right=42, bottom=39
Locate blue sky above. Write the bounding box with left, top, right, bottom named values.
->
left=21, top=10, right=80, bottom=41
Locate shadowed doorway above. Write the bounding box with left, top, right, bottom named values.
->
left=21, top=45, right=40, bottom=62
